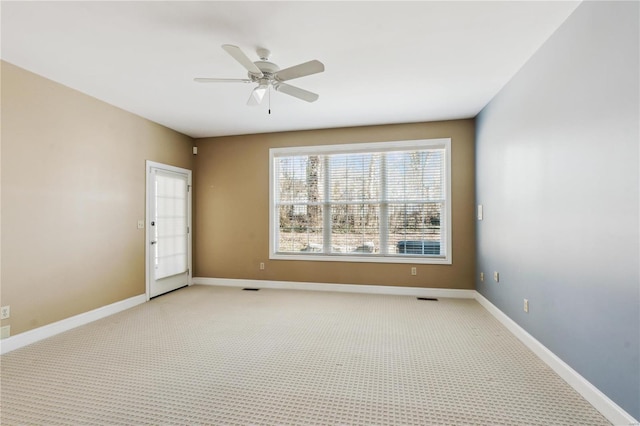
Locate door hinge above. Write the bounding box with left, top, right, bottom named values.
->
left=187, top=185, right=191, bottom=192
left=187, top=226, right=190, bottom=233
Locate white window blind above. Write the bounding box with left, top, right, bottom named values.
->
left=154, top=170, right=188, bottom=278
left=270, top=139, right=451, bottom=264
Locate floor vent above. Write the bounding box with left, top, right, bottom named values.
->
left=417, top=297, right=438, bottom=301
left=242, top=288, right=260, bottom=291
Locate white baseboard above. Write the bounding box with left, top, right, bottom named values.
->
left=192, top=277, right=477, bottom=299
left=0, top=294, right=146, bottom=355
left=1, top=278, right=635, bottom=425
left=475, top=292, right=638, bottom=426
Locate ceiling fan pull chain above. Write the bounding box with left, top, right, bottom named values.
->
left=268, top=86, right=271, bottom=115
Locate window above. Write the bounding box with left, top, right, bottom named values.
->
left=269, top=138, right=451, bottom=264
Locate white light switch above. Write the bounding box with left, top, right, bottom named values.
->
left=137, top=220, right=144, bottom=229
left=477, top=204, right=483, bottom=221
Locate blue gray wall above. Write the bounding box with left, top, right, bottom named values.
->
left=476, top=1, right=639, bottom=419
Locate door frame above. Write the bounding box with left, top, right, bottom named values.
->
left=145, top=160, right=193, bottom=301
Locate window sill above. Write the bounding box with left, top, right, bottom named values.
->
left=270, top=252, right=452, bottom=265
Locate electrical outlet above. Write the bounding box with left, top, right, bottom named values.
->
left=0, top=325, right=10, bottom=339
left=411, top=267, right=417, bottom=276
left=493, top=271, right=499, bottom=282
left=259, top=262, right=265, bottom=270
left=480, top=272, right=484, bottom=282
left=524, top=299, right=529, bottom=313
left=0, top=306, right=10, bottom=320
left=137, top=220, right=144, bottom=229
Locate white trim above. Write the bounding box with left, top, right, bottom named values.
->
left=0, top=295, right=146, bottom=355
left=269, top=138, right=452, bottom=266
left=269, top=138, right=451, bottom=156
left=475, top=292, right=638, bottom=426
left=145, top=161, right=193, bottom=300
left=1, top=276, right=634, bottom=425
left=192, top=277, right=476, bottom=299
left=268, top=253, right=451, bottom=265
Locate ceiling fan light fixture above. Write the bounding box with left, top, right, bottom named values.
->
left=248, top=84, right=268, bottom=106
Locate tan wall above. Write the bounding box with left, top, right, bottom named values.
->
left=1, top=60, right=475, bottom=337
left=194, top=120, right=475, bottom=289
left=1, top=61, right=194, bottom=335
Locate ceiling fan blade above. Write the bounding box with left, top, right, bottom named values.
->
left=274, top=83, right=319, bottom=103
left=247, top=84, right=268, bottom=106
left=222, top=44, right=263, bottom=77
left=194, top=78, right=252, bottom=83
left=275, top=60, right=324, bottom=82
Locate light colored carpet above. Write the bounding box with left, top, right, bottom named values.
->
left=0, top=285, right=609, bottom=425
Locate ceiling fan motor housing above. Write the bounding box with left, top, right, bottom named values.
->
left=249, top=60, right=280, bottom=82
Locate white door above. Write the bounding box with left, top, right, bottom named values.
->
left=146, top=161, right=192, bottom=299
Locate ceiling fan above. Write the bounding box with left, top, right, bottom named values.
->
left=194, top=44, right=325, bottom=106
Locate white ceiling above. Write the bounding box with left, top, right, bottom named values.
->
left=1, top=1, right=580, bottom=139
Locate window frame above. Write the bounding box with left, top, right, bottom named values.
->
left=269, top=138, right=452, bottom=265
